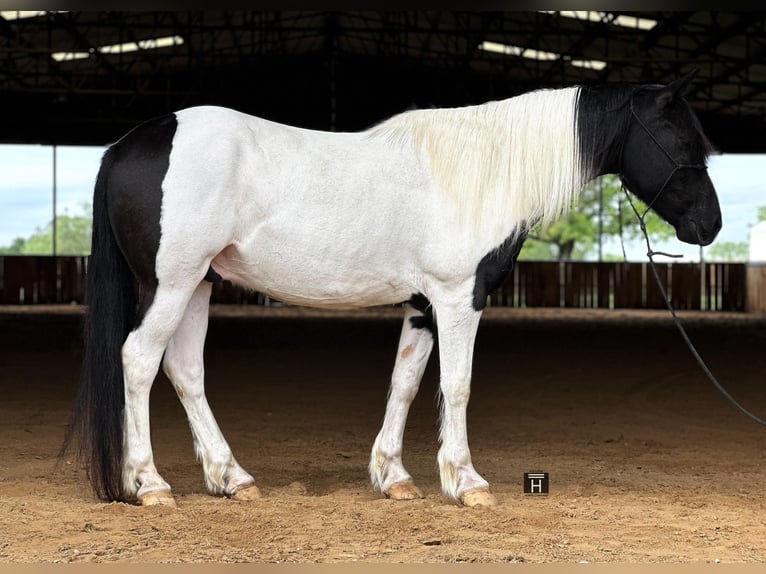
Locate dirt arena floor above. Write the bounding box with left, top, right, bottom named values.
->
left=1, top=304, right=765, bottom=563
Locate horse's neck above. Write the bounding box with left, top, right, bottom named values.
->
left=576, top=84, right=635, bottom=181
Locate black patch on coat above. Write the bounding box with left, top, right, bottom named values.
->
left=105, top=113, right=177, bottom=326
left=407, top=293, right=435, bottom=335
left=472, top=232, right=528, bottom=311
left=204, top=266, right=223, bottom=283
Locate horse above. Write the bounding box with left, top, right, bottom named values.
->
left=60, top=71, right=721, bottom=508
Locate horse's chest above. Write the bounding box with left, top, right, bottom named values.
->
left=472, top=232, right=528, bottom=310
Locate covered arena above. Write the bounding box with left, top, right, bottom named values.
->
left=1, top=10, right=766, bottom=564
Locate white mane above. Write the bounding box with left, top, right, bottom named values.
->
left=368, top=87, right=587, bottom=241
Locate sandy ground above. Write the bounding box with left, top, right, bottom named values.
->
left=1, top=305, right=765, bottom=563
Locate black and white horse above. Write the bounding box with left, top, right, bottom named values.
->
left=61, top=72, right=721, bottom=507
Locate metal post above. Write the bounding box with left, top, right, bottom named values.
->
left=598, top=177, right=604, bottom=262
left=326, top=12, right=339, bottom=131
left=52, top=145, right=57, bottom=255
left=700, top=244, right=706, bottom=310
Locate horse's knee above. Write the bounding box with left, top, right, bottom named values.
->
left=390, top=373, right=419, bottom=403
left=440, top=378, right=471, bottom=407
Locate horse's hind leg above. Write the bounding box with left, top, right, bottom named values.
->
left=121, top=282, right=202, bottom=506
left=369, top=302, right=434, bottom=500
left=162, top=281, right=259, bottom=501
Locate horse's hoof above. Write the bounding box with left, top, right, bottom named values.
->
left=460, top=488, right=497, bottom=507
left=139, top=490, right=177, bottom=507
left=385, top=480, right=424, bottom=500
left=229, top=483, right=262, bottom=501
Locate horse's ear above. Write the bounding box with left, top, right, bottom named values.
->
left=657, top=69, right=698, bottom=106
left=669, top=69, right=698, bottom=97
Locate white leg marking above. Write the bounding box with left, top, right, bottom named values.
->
left=121, top=285, right=198, bottom=502
left=162, top=281, right=256, bottom=497
left=433, top=294, right=494, bottom=505
left=122, top=289, right=186, bottom=500
left=370, top=304, right=433, bottom=497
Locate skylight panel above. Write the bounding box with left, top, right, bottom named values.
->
left=612, top=14, right=658, bottom=31
left=570, top=59, right=608, bottom=71
left=51, top=51, right=90, bottom=63
left=98, top=35, right=185, bottom=55
left=478, top=41, right=607, bottom=71
left=0, top=11, right=48, bottom=20
left=540, top=11, right=658, bottom=31
left=479, top=41, right=557, bottom=61
left=51, top=35, right=184, bottom=63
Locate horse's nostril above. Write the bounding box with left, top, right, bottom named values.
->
left=692, top=218, right=720, bottom=246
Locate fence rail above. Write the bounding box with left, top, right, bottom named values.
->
left=0, top=255, right=747, bottom=311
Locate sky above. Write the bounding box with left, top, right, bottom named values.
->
left=0, top=144, right=103, bottom=246
left=0, top=144, right=764, bottom=261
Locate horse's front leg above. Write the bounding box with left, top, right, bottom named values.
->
left=433, top=295, right=497, bottom=507
left=370, top=302, right=434, bottom=500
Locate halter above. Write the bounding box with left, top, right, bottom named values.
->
left=619, top=90, right=708, bottom=217
left=617, top=90, right=708, bottom=258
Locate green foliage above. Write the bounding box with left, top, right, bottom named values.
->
left=700, top=205, right=766, bottom=262
left=706, top=241, right=748, bottom=262
left=519, top=175, right=675, bottom=261
left=0, top=203, right=92, bottom=256
left=0, top=237, right=26, bottom=255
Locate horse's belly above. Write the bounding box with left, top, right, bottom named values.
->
left=261, top=282, right=410, bottom=309
left=210, top=244, right=414, bottom=309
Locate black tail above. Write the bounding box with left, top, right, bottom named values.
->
left=59, top=148, right=136, bottom=502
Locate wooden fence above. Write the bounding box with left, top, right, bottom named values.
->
left=486, top=260, right=746, bottom=311
left=0, top=255, right=747, bottom=311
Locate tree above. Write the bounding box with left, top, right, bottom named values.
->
left=703, top=204, right=766, bottom=262
left=519, top=175, right=675, bottom=261
left=0, top=203, right=92, bottom=255
left=706, top=241, right=748, bottom=262
left=0, top=237, right=26, bottom=255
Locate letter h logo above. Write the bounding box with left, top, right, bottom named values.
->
left=524, top=472, right=549, bottom=495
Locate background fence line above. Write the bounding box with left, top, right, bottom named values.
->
left=0, top=255, right=748, bottom=311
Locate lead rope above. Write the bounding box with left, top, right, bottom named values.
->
left=621, top=187, right=766, bottom=426
left=617, top=88, right=766, bottom=426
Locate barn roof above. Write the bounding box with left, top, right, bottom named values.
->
left=1, top=11, right=764, bottom=152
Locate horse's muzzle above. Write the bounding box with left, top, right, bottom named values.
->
left=676, top=215, right=722, bottom=246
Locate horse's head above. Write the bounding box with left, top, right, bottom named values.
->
left=619, top=72, right=722, bottom=246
